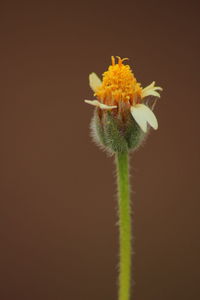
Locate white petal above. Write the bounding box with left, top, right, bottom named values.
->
left=89, top=73, right=102, bottom=92
left=154, top=87, right=163, bottom=91
left=142, top=81, right=163, bottom=99
left=84, top=100, right=100, bottom=107
left=84, top=100, right=117, bottom=110
left=131, top=104, right=158, bottom=132
left=130, top=105, right=148, bottom=132
left=98, top=103, right=117, bottom=110
left=142, top=81, right=155, bottom=91
left=145, top=90, right=161, bottom=98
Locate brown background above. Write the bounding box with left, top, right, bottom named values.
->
left=0, top=1, right=199, bottom=299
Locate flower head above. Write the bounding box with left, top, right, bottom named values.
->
left=85, top=56, right=162, bottom=133
left=85, top=56, right=162, bottom=153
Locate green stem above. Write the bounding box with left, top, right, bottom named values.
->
left=116, top=151, right=131, bottom=300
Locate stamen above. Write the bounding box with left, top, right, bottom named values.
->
left=111, top=56, right=115, bottom=66
left=116, top=56, right=129, bottom=67
left=95, top=57, right=142, bottom=106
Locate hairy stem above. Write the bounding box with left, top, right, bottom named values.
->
left=116, top=151, right=132, bottom=300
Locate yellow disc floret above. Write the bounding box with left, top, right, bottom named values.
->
left=95, top=56, right=142, bottom=107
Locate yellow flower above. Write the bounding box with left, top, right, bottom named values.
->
left=85, top=56, right=162, bottom=132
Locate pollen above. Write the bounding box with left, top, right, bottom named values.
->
left=95, top=56, right=142, bottom=107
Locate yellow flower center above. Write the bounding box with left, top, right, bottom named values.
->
left=95, top=56, right=142, bottom=107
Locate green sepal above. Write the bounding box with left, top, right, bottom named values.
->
left=90, top=109, right=146, bottom=153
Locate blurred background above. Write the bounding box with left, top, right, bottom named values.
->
left=0, top=1, right=199, bottom=299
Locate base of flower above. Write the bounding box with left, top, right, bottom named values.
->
left=90, top=109, right=146, bottom=154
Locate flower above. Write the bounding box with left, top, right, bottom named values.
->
left=85, top=56, right=162, bottom=133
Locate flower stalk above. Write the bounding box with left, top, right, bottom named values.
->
left=84, top=56, right=162, bottom=300
left=116, top=151, right=131, bottom=300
